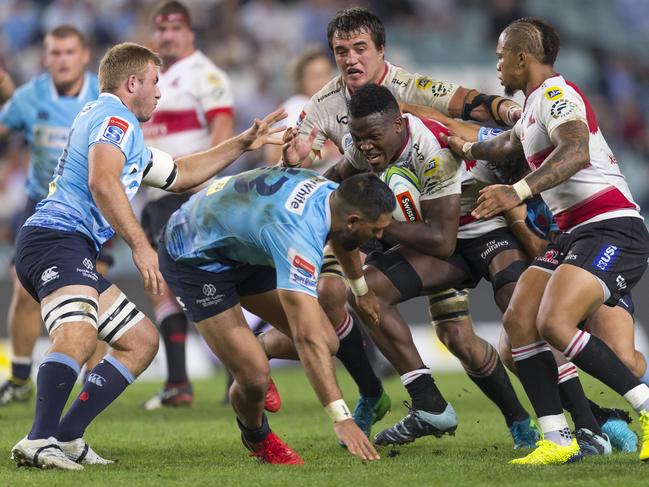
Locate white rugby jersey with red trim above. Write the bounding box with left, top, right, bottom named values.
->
left=516, top=74, right=640, bottom=232
left=345, top=113, right=462, bottom=201
left=142, top=50, right=233, bottom=158
left=298, top=61, right=458, bottom=157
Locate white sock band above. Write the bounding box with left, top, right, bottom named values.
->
left=511, top=341, right=551, bottom=362
left=563, top=330, right=591, bottom=361
left=624, top=384, right=649, bottom=411
left=401, top=368, right=430, bottom=386
left=334, top=313, right=353, bottom=340
left=557, top=362, right=579, bottom=384
left=538, top=413, right=570, bottom=435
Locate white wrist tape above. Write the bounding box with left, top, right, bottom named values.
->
left=462, top=141, right=476, bottom=159
left=349, top=276, right=369, bottom=297
left=325, top=399, right=352, bottom=423
left=512, top=179, right=533, bottom=201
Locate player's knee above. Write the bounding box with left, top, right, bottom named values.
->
left=435, top=319, right=477, bottom=363
left=136, top=318, right=160, bottom=364
left=317, top=278, right=348, bottom=324
left=498, top=337, right=515, bottom=373
left=13, top=279, right=37, bottom=306
left=502, top=302, right=533, bottom=337
left=237, top=365, right=270, bottom=403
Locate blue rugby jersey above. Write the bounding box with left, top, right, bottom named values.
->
left=0, top=72, right=98, bottom=200
left=26, top=93, right=151, bottom=248
left=164, top=167, right=336, bottom=297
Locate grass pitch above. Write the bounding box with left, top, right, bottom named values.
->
left=0, top=368, right=647, bottom=486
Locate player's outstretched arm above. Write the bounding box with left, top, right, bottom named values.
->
left=472, top=120, right=590, bottom=219
left=400, top=103, right=481, bottom=142
left=277, top=289, right=380, bottom=462
left=445, top=127, right=524, bottom=163
left=448, top=87, right=521, bottom=127
left=169, top=109, right=288, bottom=192
left=89, top=143, right=164, bottom=295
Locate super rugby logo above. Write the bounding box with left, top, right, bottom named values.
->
left=288, top=248, right=317, bottom=291
left=395, top=190, right=422, bottom=222
left=593, top=245, right=619, bottom=271
left=102, top=117, right=129, bottom=144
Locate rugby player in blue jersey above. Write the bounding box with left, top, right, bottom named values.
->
left=10, top=41, right=288, bottom=470
left=159, top=167, right=393, bottom=464
left=0, top=26, right=113, bottom=406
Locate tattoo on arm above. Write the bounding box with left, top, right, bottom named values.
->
left=472, top=128, right=524, bottom=162
left=524, top=120, right=590, bottom=195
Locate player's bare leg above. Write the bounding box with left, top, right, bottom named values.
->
left=196, top=299, right=303, bottom=465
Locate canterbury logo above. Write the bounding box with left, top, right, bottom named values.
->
left=41, top=266, right=59, bottom=284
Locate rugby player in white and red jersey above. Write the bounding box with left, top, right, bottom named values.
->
left=447, top=17, right=649, bottom=465
left=277, top=7, right=527, bottom=443
left=140, top=1, right=234, bottom=410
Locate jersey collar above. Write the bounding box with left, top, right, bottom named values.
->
left=48, top=71, right=92, bottom=101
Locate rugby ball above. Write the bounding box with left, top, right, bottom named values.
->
left=379, top=166, right=423, bottom=222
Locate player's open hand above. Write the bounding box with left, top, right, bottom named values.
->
left=334, top=419, right=380, bottom=462
left=240, top=108, right=288, bottom=152
left=355, top=290, right=380, bottom=327
left=472, top=184, right=522, bottom=219
left=281, top=127, right=318, bottom=167
left=132, top=243, right=165, bottom=296
left=440, top=133, right=468, bottom=159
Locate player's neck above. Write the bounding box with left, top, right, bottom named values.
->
left=55, top=75, right=85, bottom=97
left=162, top=48, right=196, bottom=73
left=524, top=65, right=557, bottom=97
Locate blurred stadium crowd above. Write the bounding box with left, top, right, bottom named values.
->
left=0, top=0, right=647, bottom=268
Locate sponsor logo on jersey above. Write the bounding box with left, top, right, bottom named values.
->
left=480, top=239, right=510, bottom=260
left=288, top=248, right=317, bottom=290
left=196, top=283, right=225, bottom=307
left=593, top=244, right=618, bottom=271
left=83, top=258, right=94, bottom=270
left=564, top=251, right=578, bottom=261
left=550, top=99, right=579, bottom=119
left=316, top=87, right=340, bottom=103
left=544, top=86, right=564, bottom=101
left=206, top=176, right=232, bottom=196
left=202, top=283, right=217, bottom=297
left=390, top=77, right=410, bottom=88
left=102, top=116, right=129, bottom=144
left=423, top=157, right=439, bottom=177
left=416, top=77, right=433, bottom=90
left=430, top=82, right=451, bottom=97
left=285, top=176, right=329, bottom=216
left=538, top=248, right=560, bottom=265
left=395, top=190, right=422, bottom=222
left=342, top=133, right=354, bottom=150
left=616, top=275, right=627, bottom=290
left=336, top=114, right=349, bottom=125
left=41, top=266, right=59, bottom=284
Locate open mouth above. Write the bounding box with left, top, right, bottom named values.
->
left=347, top=68, right=364, bottom=78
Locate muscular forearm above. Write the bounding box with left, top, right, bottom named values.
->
left=294, top=330, right=342, bottom=405
left=330, top=241, right=363, bottom=279
left=472, top=132, right=524, bottom=162
left=384, top=220, right=456, bottom=258
left=173, top=133, right=248, bottom=191
left=523, top=143, right=589, bottom=196
left=508, top=221, right=548, bottom=258
left=91, top=177, right=148, bottom=249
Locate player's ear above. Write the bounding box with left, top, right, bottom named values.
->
left=347, top=213, right=361, bottom=229
left=126, top=74, right=138, bottom=93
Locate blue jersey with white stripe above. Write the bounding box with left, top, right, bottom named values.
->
left=26, top=93, right=151, bottom=248
left=0, top=72, right=99, bottom=200
left=164, top=167, right=336, bottom=297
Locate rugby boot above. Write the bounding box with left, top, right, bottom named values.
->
left=242, top=432, right=304, bottom=465
left=59, top=438, right=115, bottom=465
left=142, top=382, right=193, bottom=410
left=638, top=410, right=649, bottom=461
left=0, top=377, right=34, bottom=405
left=575, top=428, right=612, bottom=455
left=374, top=401, right=457, bottom=446
left=11, top=436, right=83, bottom=470
left=510, top=438, right=582, bottom=465
left=352, top=388, right=391, bottom=437
left=509, top=417, right=541, bottom=449
left=264, top=378, right=282, bottom=413
left=593, top=407, right=638, bottom=453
